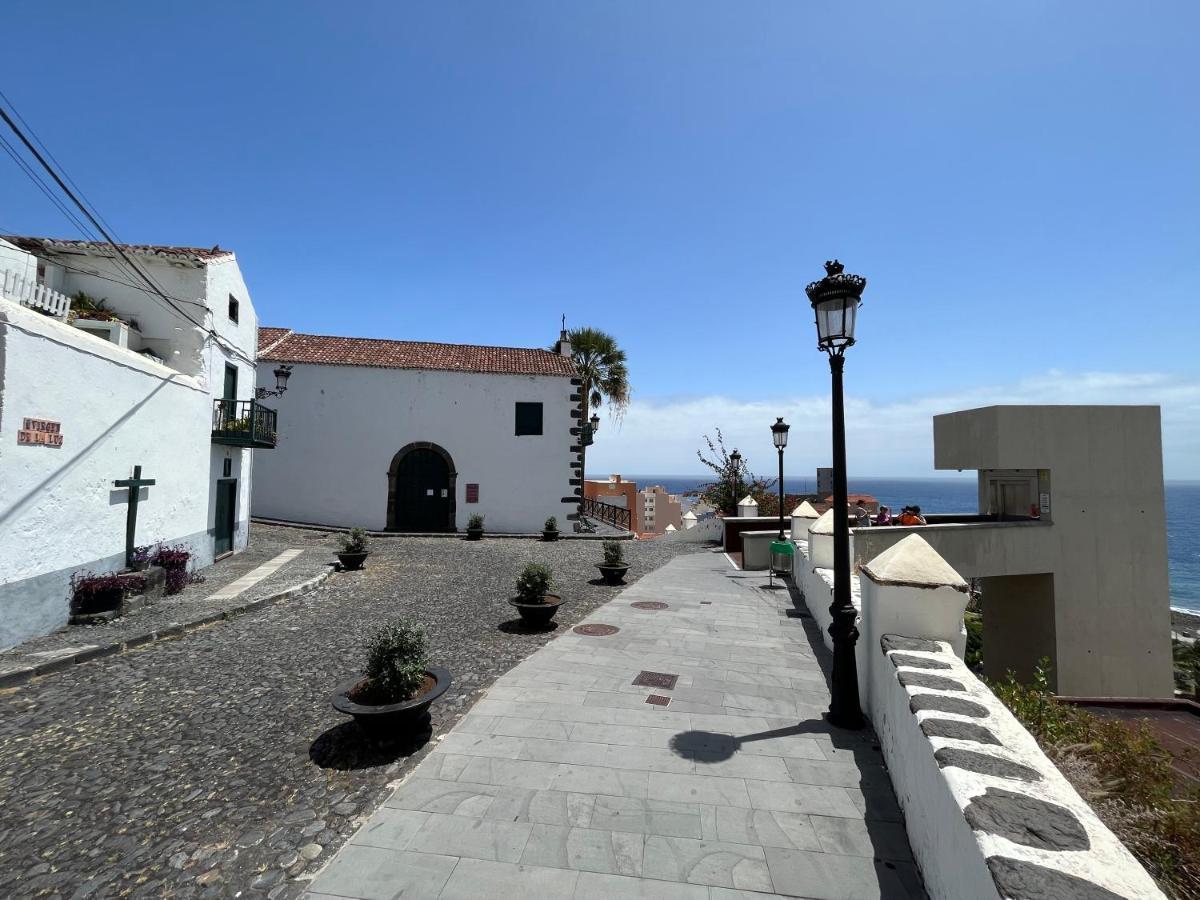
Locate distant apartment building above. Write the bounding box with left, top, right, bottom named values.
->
left=638, top=485, right=682, bottom=534
left=583, top=474, right=640, bottom=532
left=816, top=467, right=834, bottom=496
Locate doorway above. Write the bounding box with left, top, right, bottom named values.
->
left=215, top=479, right=237, bottom=556
left=387, top=443, right=456, bottom=532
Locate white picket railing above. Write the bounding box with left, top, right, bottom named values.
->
left=0, top=269, right=72, bottom=319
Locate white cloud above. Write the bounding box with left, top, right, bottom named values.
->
left=586, top=371, right=1200, bottom=480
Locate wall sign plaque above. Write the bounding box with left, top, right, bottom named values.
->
left=18, top=417, right=63, bottom=448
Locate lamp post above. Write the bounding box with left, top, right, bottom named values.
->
left=771, top=418, right=789, bottom=540
left=806, top=259, right=866, bottom=730
left=729, top=449, right=742, bottom=516
left=255, top=364, right=293, bottom=400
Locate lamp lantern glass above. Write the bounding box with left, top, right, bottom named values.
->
left=771, top=417, right=790, bottom=450
left=590, top=412, right=600, bottom=433
left=805, top=260, right=866, bottom=353
left=273, top=365, right=292, bottom=392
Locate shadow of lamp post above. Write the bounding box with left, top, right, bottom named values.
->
left=806, top=259, right=867, bottom=730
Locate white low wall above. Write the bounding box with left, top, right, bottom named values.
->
left=664, top=516, right=722, bottom=543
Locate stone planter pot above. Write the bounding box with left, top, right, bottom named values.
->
left=508, top=594, right=564, bottom=626
left=337, top=550, right=369, bottom=571
left=72, top=586, right=124, bottom=616
left=596, top=564, right=630, bottom=586
left=332, top=667, right=451, bottom=736
left=466, top=528, right=484, bottom=541
left=542, top=530, right=560, bottom=542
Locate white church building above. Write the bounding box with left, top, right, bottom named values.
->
left=252, top=327, right=582, bottom=533
left=0, top=235, right=267, bottom=649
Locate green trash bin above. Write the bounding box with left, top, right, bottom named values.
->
left=770, top=539, right=794, bottom=577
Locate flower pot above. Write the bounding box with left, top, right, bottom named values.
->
left=596, top=564, right=630, bottom=586
left=332, top=666, right=451, bottom=736
left=508, top=593, right=564, bottom=626
left=466, top=528, right=484, bottom=541
left=337, top=550, right=369, bottom=571
left=542, top=530, right=560, bottom=542
left=72, top=586, right=124, bottom=616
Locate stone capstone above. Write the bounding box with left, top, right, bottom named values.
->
left=897, top=670, right=965, bottom=692
left=934, top=747, right=1042, bottom=782
left=986, top=856, right=1125, bottom=900
left=965, top=788, right=1090, bottom=851
left=909, top=693, right=990, bottom=718
left=860, top=534, right=969, bottom=592
left=889, top=653, right=952, bottom=671
left=881, top=634, right=942, bottom=654
left=919, top=718, right=1001, bottom=745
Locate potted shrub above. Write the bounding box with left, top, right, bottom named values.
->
left=153, top=544, right=192, bottom=595
left=337, top=527, right=370, bottom=570
left=332, top=620, right=451, bottom=737
left=542, top=516, right=560, bottom=542
left=596, top=540, right=631, bottom=585
left=508, top=563, right=564, bottom=626
left=466, top=513, right=485, bottom=541
left=70, top=571, right=145, bottom=616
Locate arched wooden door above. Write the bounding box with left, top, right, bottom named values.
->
left=387, top=443, right=456, bottom=532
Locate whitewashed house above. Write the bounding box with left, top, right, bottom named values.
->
left=0, top=235, right=269, bottom=649
left=252, top=327, right=581, bottom=533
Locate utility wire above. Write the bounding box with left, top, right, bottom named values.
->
left=0, top=134, right=102, bottom=244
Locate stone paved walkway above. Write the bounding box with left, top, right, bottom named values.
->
left=308, top=553, right=924, bottom=899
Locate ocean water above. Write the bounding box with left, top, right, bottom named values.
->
left=617, top=475, right=1200, bottom=614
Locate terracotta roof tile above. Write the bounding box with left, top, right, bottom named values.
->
left=258, top=328, right=576, bottom=377
left=1, top=235, right=233, bottom=264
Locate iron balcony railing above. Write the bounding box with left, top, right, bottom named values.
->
left=581, top=496, right=632, bottom=531
left=211, top=399, right=277, bottom=449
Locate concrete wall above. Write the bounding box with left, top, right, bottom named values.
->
left=932, top=405, right=1173, bottom=698
left=0, top=301, right=211, bottom=648
left=251, top=362, right=575, bottom=533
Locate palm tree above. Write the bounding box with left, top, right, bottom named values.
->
left=568, top=327, right=630, bottom=424
left=566, top=327, right=630, bottom=529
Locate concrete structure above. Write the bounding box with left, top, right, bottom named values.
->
left=637, top=484, right=682, bottom=534
left=0, top=236, right=263, bottom=649
left=816, top=466, right=833, bottom=496
left=850, top=405, right=1172, bottom=698
left=252, top=328, right=578, bottom=534
left=681, top=509, right=698, bottom=529
left=583, top=474, right=640, bottom=532
left=736, top=494, right=758, bottom=517
left=789, top=500, right=820, bottom=541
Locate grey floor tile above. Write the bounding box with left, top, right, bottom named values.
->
left=588, top=795, right=703, bottom=839
left=463, top=714, right=574, bottom=741
left=688, top=753, right=791, bottom=782
left=641, top=835, right=772, bottom=891
left=441, top=754, right=561, bottom=789
left=810, top=815, right=913, bottom=861
left=551, top=763, right=651, bottom=798
left=520, top=823, right=645, bottom=876
left=308, top=846, right=458, bottom=899
left=765, top=846, right=923, bottom=899
left=573, top=871, right=709, bottom=899
left=385, top=778, right=513, bottom=817
left=438, top=731, right=529, bottom=759
left=715, top=807, right=822, bottom=851
left=438, top=857, right=580, bottom=899
left=784, top=757, right=885, bottom=789
left=745, top=779, right=861, bottom=819
left=484, top=788, right=596, bottom=827
left=648, top=772, right=751, bottom=809
left=404, top=812, right=533, bottom=862
left=353, top=808, right=431, bottom=851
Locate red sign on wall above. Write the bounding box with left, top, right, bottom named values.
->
left=18, top=417, right=63, bottom=448
left=465, top=483, right=479, bottom=503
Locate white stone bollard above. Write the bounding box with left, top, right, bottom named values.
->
left=789, top=500, right=820, bottom=542
left=736, top=495, right=758, bottom=518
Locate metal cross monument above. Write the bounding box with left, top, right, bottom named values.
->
left=113, top=465, right=156, bottom=568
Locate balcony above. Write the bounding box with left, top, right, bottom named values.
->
left=212, top=399, right=277, bottom=449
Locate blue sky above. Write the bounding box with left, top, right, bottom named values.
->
left=3, top=2, right=1197, bottom=477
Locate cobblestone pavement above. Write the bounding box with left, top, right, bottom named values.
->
left=0, top=525, right=703, bottom=898
left=0, top=527, right=335, bottom=681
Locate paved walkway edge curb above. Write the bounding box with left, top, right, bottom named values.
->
left=0, top=567, right=337, bottom=690
left=250, top=517, right=635, bottom=541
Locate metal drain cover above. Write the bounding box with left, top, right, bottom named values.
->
left=633, top=671, right=678, bottom=689
left=631, top=601, right=668, bottom=610
left=646, top=694, right=671, bottom=706
left=573, top=623, right=620, bottom=636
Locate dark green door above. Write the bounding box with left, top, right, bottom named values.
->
left=394, top=449, right=451, bottom=531
left=215, top=480, right=236, bottom=555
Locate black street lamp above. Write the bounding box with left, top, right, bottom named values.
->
left=255, top=364, right=293, bottom=400
left=771, top=418, right=789, bottom=540
left=729, top=449, right=742, bottom=516
left=806, top=259, right=867, bottom=730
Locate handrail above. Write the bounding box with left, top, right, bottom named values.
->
left=211, top=398, right=277, bottom=448
left=1, top=269, right=72, bottom=319
left=581, top=496, right=632, bottom=531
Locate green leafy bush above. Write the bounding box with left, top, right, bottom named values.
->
left=516, top=563, right=553, bottom=603
left=602, top=541, right=624, bottom=567
left=340, top=527, right=369, bottom=554
left=363, top=621, right=429, bottom=704
left=544, top=516, right=558, bottom=532
left=991, top=662, right=1200, bottom=895
left=467, top=513, right=485, bottom=530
